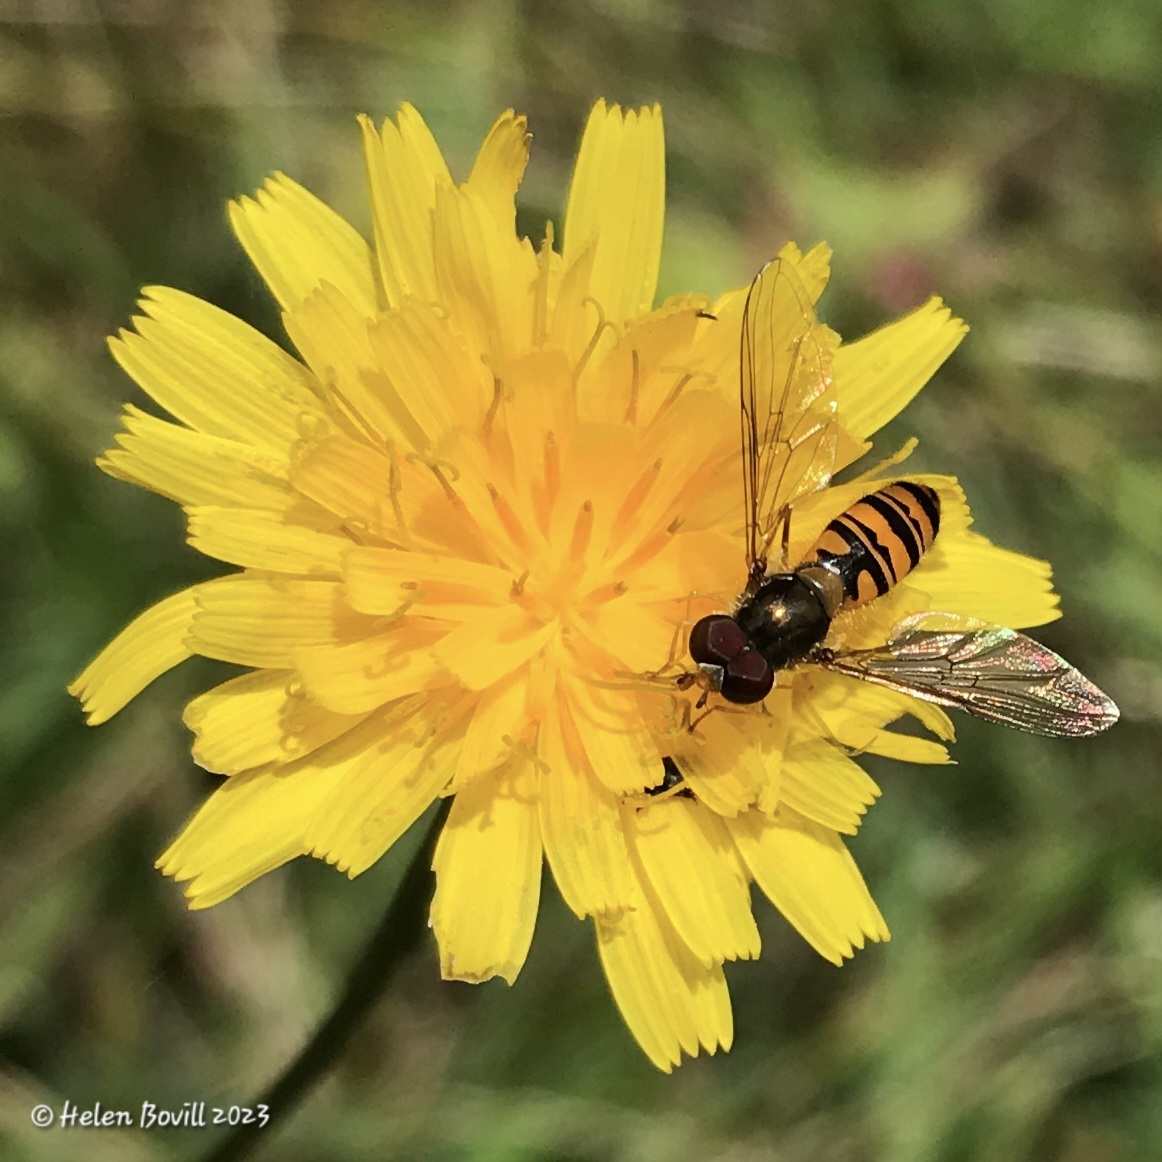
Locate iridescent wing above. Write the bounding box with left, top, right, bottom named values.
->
left=813, top=612, right=1120, bottom=738
left=740, top=257, right=837, bottom=585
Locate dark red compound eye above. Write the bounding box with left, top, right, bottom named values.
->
left=688, top=615, right=774, bottom=705
left=689, top=615, right=748, bottom=667
left=720, top=649, right=774, bottom=704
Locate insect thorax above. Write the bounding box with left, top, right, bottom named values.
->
left=735, top=571, right=833, bottom=671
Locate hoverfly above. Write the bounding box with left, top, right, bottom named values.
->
left=677, top=256, right=1119, bottom=739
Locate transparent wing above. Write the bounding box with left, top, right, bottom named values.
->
left=740, top=257, right=837, bottom=583
left=814, top=612, right=1120, bottom=738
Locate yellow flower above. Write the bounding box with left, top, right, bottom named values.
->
left=71, top=101, right=1059, bottom=1070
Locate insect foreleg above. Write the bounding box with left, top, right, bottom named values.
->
left=644, top=589, right=704, bottom=680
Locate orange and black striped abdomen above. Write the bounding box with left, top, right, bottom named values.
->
left=807, top=482, right=941, bottom=610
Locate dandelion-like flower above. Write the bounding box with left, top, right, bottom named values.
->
left=71, top=101, right=1061, bottom=1070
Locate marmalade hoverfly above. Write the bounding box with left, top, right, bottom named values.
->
left=676, top=257, right=1118, bottom=739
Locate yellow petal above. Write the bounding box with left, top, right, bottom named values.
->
left=777, top=733, right=881, bottom=835
left=833, top=296, right=968, bottom=442
left=502, top=348, right=574, bottom=496
left=537, top=697, right=634, bottom=917
left=431, top=757, right=542, bottom=984
left=464, top=109, right=531, bottom=235
left=546, top=421, right=637, bottom=568
left=282, top=282, right=393, bottom=443
left=290, top=434, right=415, bottom=547
left=70, top=587, right=200, bottom=725
left=548, top=238, right=597, bottom=365
left=669, top=688, right=791, bottom=816
left=359, top=106, right=451, bottom=308
left=158, top=716, right=393, bottom=908
left=344, top=545, right=512, bottom=623
left=419, top=426, right=542, bottom=564
left=188, top=576, right=377, bottom=669
left=109, top=287, right=324, bottom=453
left=228, top=172, right=379, bottom=316
left=595, top=857, right=732, bottom=1072
left=796, top=670, right=952, bottom=767
left=910, top=528, right=1060, bottom=629
left=563, top=100, right=665, bottom=327
left=573, top=596, right=675, bottom=675
left=186, top=506, right=348, bottom=574
left=667, top=747, right=761, bottom=820
left=99, top=405, right=294, bottom=510
left=562, top=672, right=661, bottom=794
left=809, top=671, right=956, bottom=744
left=182, top=669, right=368, bottom=775
left=432, top=182, right=537, bottom=376
left=432, top=605, right=558, bottom=691
left=364, top=298, right=492, bottom=451
left=306, top=699, right=458, bottom=877
left=580, top=298, right=702, bottom=426
left=784, top=240, right=833, bottom=302
left=728, top=805, right=889, bottom=965
left=627, top=797, right=761, bottom=966
left=690, top=284, right=746, bottom=401
left=688, top=241, right=832, bottom=409
left=452, top=672, right=529, bottom=788
left=636, top=530, right=738, bottom=608
left=295, top=621, right=448, bottom=714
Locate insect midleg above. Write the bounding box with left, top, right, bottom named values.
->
left=685, top=699, right=765, bottom=735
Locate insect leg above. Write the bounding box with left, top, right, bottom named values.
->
left=682, top=694, right=770, bottom=735
left=644, top=589, right=702, bottom=679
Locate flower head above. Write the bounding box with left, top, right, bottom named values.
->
left=71, top=101, right=1059, bottom=1069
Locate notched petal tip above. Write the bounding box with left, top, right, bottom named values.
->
left=67, top=681, right=104, bottom=727
left=563, top=96, right=665, bottom=327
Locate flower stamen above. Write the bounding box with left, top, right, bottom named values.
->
left=362, top=653, right=397, bottom=680
left=533, top=227, right=554, bottom=347
left=406, top=452, right=471, bottom=526
left=482, top=375, right=504, bottom=437
left=618, top=515, right=682, bottom=573
left=574, top=296, right=617, bottom=384
left=613, top=458, right=662, bottom=535
left=384, top=441, right=412, bottom=549
left=318, top=381, right=374, bottom=447
left=488, top=483, right=531, bottom=554
left=651, top=367, right=714, bottom=424
left=370, top=596, right=419, bottom=631
left=543, top=431, right=560, bottom=503
left=570, top=500, right=594, bottom=564
left=278, top=733, right=309, bottom=756
left=405, top=451, right=461, bottom=483
left=624, top=348, right=641, bottom=425
left=586, top=580, right=627, bottom=605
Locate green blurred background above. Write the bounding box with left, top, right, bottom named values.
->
left=1, top=1, right=1160, bottom=1159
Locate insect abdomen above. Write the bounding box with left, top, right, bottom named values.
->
left=807, top=482, right=940, bottom=609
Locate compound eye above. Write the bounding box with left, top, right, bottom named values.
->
left=719, top=650, right=774, bottom=704
left=689, top=615, right=748, bottom=667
